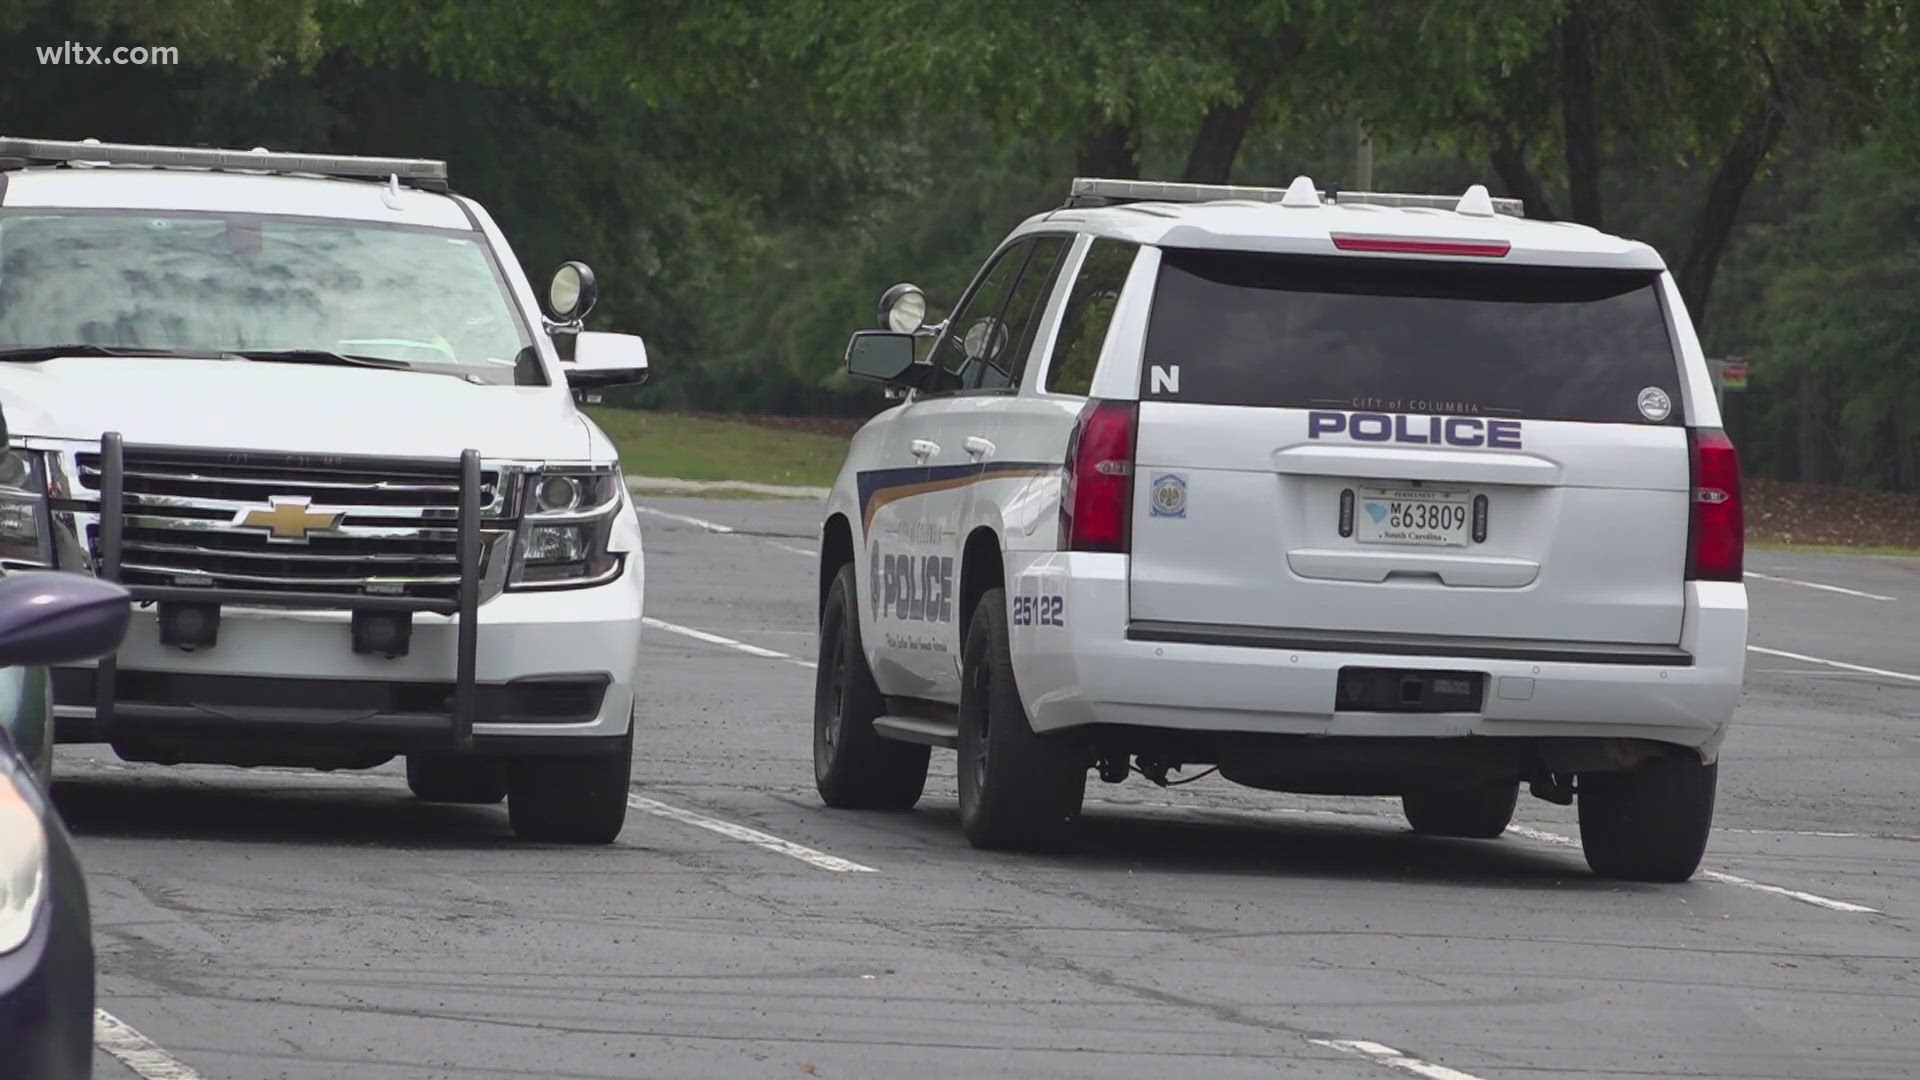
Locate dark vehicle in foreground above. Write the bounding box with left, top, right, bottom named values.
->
left=0, top=568, right=135, bottom=1079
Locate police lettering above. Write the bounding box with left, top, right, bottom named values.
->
left=1307, top=410, right=1522, bottom=449
left=880, top=552, right=955, bottom=624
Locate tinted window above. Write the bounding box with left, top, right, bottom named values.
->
left=966, top=236, right=1067, bottom=391
left=1045, top=238, right=1136, bottom=396
left=1141, top=250, right=1682, bottom=424
left=926, top=241, right=1027, bottom=394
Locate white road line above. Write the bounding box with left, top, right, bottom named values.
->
left=1310, top=1038, right=1486, bottom=1080
left=643, top=616, right=816, bottom=669
left=1748, top=645, right=1920, bottom=685
left=627, top=795, right=876, bottom=872
left=1697, top=870, right=1881, bottom=913
left=1507, top=825, right=1880, bottom=914
left=95, top=1009, right=205, bottom=1080
left=633, top=505, right=736, bottom=533
left=1745, top=571, right=1895, bottom=602
left=769, top=541, right=818, bottom=557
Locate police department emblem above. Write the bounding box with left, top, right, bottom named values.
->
left=1636, top=386, right=1673, bottom=422
left=1149, top=472, right=1187, bottom=518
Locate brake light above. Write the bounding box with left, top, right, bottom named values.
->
left=1330, top=233, right=1511, bottom=258
left=1060, top=399, right=1137, bottom=552
left=1687, top=428, right=1743, bottom=580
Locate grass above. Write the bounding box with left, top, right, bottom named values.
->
left=1748, top=541, right=1920, bottom=558
left=586, top=408, right=849, bottom=487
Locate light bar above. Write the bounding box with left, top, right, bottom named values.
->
left=1331, top=233, right=1512, bottom=258
left=1068, top=176, right=1526, bottom=218
left=0, top=136, right=449, bottom=191
left=1334, top=190, right=1524, bottom=217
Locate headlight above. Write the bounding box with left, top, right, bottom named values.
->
left=0, top=761, right=47, bottom=955
left=0, top=449, right=50, bottom=569
left=509, top=467, right=622, bottom=589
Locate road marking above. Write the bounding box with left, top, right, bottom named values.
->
left=627, top=794, right=876, bottom=872
left=95, top=1009, right=205, bottom=1080
left=634, top=505, right=736, bottom=533
left=1697, top=870, right=1881, bottom=913
left=1507, top=825, right=1879, bottom=913
left=643, top=616, right=816, bottom=669
left=1748, top=645, right=1920, bottom=685
left=1745, top=571, right=1895, bottom=602
left=1310, top=1039, right=1486, bottom=1080
left=769, top=541, right=818, bottom=557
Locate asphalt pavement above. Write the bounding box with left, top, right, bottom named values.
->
left=57, top=496, right=1919, bottom=1079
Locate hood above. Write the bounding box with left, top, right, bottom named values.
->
left=0, top=357, right=592, bottom=460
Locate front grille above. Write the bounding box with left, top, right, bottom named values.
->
left=75, top=449, right=510, bottom=602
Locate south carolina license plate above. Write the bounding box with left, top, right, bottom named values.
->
left=1354, top=485, right=1473, bottom=547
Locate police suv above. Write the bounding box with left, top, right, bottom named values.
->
left=814, top=176, right=1747, bottom=882
left=0, top=137, right=650, bottom=842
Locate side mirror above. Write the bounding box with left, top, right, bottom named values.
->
left=846, top=330, right=918, bottom=386
left=877, top=283, right=927, bottom=333
left=547, top=261, right=599, bottom=324
left=0, top=571, right=130, bottom=667
left=565, top=330, right=649, bottom=390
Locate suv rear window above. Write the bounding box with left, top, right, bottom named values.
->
left=1142, top=249, right=1683, bottom=425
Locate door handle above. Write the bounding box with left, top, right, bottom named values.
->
left=910, top=439, right=940, bottom=460
left=964, top=436, right=996, bottom=458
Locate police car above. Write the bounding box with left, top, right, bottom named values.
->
left=813, top=176, right=1747, bottom=882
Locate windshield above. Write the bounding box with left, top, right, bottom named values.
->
left=0, top=209, right=542, bottom=385
left=1143, top=249, right=1682, bottom=425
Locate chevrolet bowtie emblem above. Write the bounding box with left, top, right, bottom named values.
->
left=234, top=496, right=344, bottom=542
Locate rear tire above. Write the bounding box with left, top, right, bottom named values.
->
left=406, top=754, right=507, bottom=804
left=814, top=563, right=930, bottom=809
left=957, top=587, right=1086, bottom=851
left=508, top=720, right=633, bottom=844
left=1578, top=758, right=1717, bottom=882
left=1401, top=782, right=1518, bottom=838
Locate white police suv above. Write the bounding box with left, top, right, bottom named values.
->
left=0, top=137, right=650, bottom=843
left=814, top=176, right=1747, bottom=882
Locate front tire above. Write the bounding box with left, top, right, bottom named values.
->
left=957, top=587, right=1086, bottom=851
left=1401, top=782, right=1519, bottom=838
left=406, top=755, right=507, bottom=804
left=814, top=563, right=930, bottom=809
left=508, top=720, right=634, bottom=844
left=1578, top=758, right=1717, bottom=882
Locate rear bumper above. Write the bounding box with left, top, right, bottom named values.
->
left=1008, top=552, right=1746, bottom=759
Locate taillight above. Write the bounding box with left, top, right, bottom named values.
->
left=1059, top=399, right=1137, bottom=552
left=1330, top=233, right=1512, bottom=258
left=1687, top=427, right=1743, bottom=581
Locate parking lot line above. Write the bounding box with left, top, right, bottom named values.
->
left=642, top=616, right=817, bottom=669
left=1506, top=825, right=1880, bottom=914
left=1745, top=571, right=1895, bottom=602
left=633, top=505, right=736, bottom=533
left=1309, top=1038, right=1487, bottom=1080
left=1748, top=644, right=1920, bottom=685
left=627, top=794, right=876, bottom=872
left=95, top=1009, right=204, bottom=1080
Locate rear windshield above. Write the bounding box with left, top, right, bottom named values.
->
left=1142, top=250, right=1683, bottom=424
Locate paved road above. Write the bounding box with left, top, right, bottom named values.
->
left=60, top=497, right=1919, bottom=1079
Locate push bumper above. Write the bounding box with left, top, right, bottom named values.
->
left=54, top=434, right=642, bottom=760
left=1008, top=552, right=1747, bottom=760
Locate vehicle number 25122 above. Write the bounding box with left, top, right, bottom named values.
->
left=1012, top=595, right=1063, bottom=627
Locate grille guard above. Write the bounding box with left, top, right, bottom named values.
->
left=89, top=431, right=487, bottom=751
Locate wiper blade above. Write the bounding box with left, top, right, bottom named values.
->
left=226, top=348, right=412, bottom=370
left=0, top=344, right=226, bottom=362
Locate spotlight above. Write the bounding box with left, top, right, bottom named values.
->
left=158, top=602, right=220, bottom=651
left=351, top=610, right=412, bottom=658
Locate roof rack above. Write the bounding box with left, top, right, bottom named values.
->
left=1066, top=176, right=1524, bottom=218
left=0, top=136, right=450, bottom=192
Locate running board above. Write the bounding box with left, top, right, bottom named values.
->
left=872, top=715, right=959, bottom=749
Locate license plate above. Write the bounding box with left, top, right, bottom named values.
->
left=1353, top=485, right=1473, bottom=547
